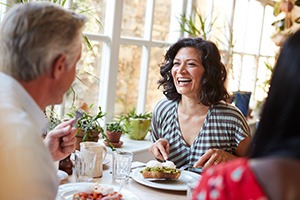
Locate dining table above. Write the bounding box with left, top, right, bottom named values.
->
left=57, top=154, right=201, bottom=200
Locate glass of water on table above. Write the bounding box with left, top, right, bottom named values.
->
left=112, top=150, right=133, bottom=183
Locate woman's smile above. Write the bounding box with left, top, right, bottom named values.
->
left=171, top=47, right=204, bottom=96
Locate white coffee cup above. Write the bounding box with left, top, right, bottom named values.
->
left=80, top=141, right=107, bottom=177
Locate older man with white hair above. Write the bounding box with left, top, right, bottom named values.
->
left=0, top=2, right=86, bottom=199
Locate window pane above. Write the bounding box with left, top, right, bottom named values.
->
left=239, top=55, right=257, bottom=92
left=152, top=0, right=171, bottom=41
left=228, top=54, right=242, bottom=92
left=64, top=41, right=103, bottom=115
left=260, top=5, right=279, bottom=56
left=233, top=0, right=249, bottom=53
left=73, top=0, right=105, bottom=34
left=243, top=0, right=264, bottom=54
left=146, top=47, right=166, bottom=112
left=115, top=45, right=142, bottom=116
left=122, top=0, right=146, bottom=38
left=210, top=0, right=234, bottom=51
left=255, top=57, right=275, bottom=101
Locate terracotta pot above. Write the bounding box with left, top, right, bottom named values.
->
left=75, top=130, right=99, bottom=150
left=105, top=130, right=122, bottom=143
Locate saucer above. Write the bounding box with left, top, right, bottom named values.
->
left=103, top=140, right=123, bottom=148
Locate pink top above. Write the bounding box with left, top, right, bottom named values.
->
left=192, top=158, right=268, bottom=200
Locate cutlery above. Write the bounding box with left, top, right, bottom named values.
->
left=145, top=178, right=176, bottom=181
left=131, top=164, right=146, bottom=170
left=179, top=164, right=193, bottom=171
left=72, top=108, right=85, bottom=127
left=179, top=164, right=202, bottom=172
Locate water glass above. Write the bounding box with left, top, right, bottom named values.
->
left=73, top=150, right=96, bottom=182
left=186, top=180, right=198, bottom=200
left=112, top=150, right=133, bottom=183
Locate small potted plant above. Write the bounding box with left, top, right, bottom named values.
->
left=121, top=108, right=152, bottom=140
left=104, top=120, right=124, bottom=148
left=67, top=104, right=114, bottom=150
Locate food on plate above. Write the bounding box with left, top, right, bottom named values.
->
left=140, top=160, right=181, bottom=179
left=72, top=183, right=122, bottom=200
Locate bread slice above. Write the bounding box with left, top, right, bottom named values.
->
left=141, top=170, right=181, bottom=179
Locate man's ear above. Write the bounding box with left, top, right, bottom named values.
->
left=51, top=54, right=67, bottom=79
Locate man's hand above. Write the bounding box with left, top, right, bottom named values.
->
left=149, top=138, right=170, bottom=161
left=44, top=119, right=77, bottom=161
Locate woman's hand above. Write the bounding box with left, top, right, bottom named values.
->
left=149, top=138, right=170, bottom=161
left=194, top=148, right=236, bottom=170
left=44, top=119, right=77, bottom=161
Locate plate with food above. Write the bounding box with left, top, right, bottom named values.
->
left=131, top=160, right=201, bottom=191
left=55, top=182, right=140, bottom=200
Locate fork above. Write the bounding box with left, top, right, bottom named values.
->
left=71, top=108, right=85, bottom=127
left=179, top=164, right=198, bottom=171
left=180, top=164, right=203, bottom=174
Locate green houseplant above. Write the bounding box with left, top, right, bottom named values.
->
left=104, top=120, right=124, bottom=148
left=178, top=7, right=217, bottom=40
left=66, top=104, right=114, bottom=150
left=121, top=108, right=152, bottom=140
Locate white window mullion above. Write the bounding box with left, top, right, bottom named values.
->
left=169, top=0, right=186, bottom=42
left=237, top=0, right=251, bottom=91
left=143, top=0, right=155, bottom=40
left=136, top=0, right=155, bottom=114
left=99, top=0, right=123, bottom=123
left=137, top=46, right=151, bottom=114
left=252, top=3, right=266, bottom=100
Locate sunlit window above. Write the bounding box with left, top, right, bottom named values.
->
left=0, top=0, right=280, bottom=121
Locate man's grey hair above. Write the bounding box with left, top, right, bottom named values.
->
left=0, top=2, right=86, bottom=81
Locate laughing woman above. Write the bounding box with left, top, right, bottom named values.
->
left=149, top=37, right=251, bottom=173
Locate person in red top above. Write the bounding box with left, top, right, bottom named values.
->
left=192, top=158, right=267, bottom=199
left=192, top=29, right=300, bottom=200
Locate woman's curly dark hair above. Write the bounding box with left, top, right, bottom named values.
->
left=158, top=37, right=229, bottom=106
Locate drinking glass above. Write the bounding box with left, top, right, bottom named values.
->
left=73, top=150, right=96, bottom=182
left=186, top=180, right=198, bottom=200
left=112, top=150, right=133, bottom=183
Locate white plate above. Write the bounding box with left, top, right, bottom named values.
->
left=56, top=182, right=140, bottom=200
left=131, top=168, right=201, bottom=191
left=57, top=170, right=68, bottom=184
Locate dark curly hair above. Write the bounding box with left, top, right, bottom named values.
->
left=158, top=37, right=229, bottom=106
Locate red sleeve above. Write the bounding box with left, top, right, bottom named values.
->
left=192, top=158, right=268, bottom=200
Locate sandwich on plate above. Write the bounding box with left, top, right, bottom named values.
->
left=140, top=160, right=181, bottom=179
